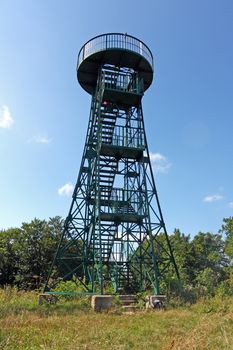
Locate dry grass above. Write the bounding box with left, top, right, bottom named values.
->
left=0, top=288, right=233, bottom=350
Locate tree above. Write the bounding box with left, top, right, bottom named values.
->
left=0, top=217, right=63, bottom=289
left=169, top=229, right=195, bottom=285
left=190, top=232, right=228, bottom=296
left=16, top=217, right=63, bottom=289
left=191, top=232, right=227, bottom=273
left=157, top=230, right=229, bottom=298
left=219, top=217, right=233, bottom=260
left=0, top=228, right=21, bottom=285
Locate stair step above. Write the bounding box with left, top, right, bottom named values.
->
left=99, top=175, right=114, bottom=179
left=97, top=173, right=115, bottom=178
left=101, top=131, right=114, bottom=136
left=99, top=161, right=117, bottom=165
left=99, top=170, right=117, bottom=175
left=96, top=233, right=115, bottom=236
left=100, top=115, right=117, bottom=120
left=100, top=120, right=116, bottom=126
left=121, top=305, right=138, bottom=312
left=99, top=162, right=117, bottom=166
left=93, top=242, right=114, bottom=245
left=99, top=180, right=113, bottom=184
left=120, top=300, right=137, bottom=306
left=95, top=179, right=114, bottom=183
left=100, top=227, right=116, bottom=230
left=99, top=169, right=116, bottom=174
left=119, top=295, right=137, bottom=304
left=93, top=126, right=114, bottom=131
left=95, top=239, right=114, bottom=243
left=94, top=179, right=114, bottom=183
left=100, top=249, right=112, bottom=252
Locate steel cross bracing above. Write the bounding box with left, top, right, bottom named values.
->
left=44, top=64, right=179, bottom=295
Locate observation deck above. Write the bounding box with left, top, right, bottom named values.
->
left=77, top=33, right=154, bottom=95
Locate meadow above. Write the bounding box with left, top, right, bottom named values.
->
left=0, top=288, right=233, bottom=350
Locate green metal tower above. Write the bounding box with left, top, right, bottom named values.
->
left=45, top=33, right=179, bottom=295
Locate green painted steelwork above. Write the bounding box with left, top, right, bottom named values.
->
left=44, top=33, right=179, bottom=295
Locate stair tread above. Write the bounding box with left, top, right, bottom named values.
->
left=121, top=306, right=138, bottom=311
left=99, top=170, right=116, bottom=174
left=100, top=120, right=116, bottom=125
left=99, top=162, right=117, bottom=166
left=97, top=173, right=115, bottom=177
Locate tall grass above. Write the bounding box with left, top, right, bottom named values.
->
left=0, top=287, right=232, bottom=350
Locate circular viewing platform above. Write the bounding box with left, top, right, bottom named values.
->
left=77, top=33, right=154, bottom=95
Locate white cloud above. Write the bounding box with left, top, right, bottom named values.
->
left=228, top=202, right=233, bottom=208
left=58, top=183, right=74, bottom=196
left=203, top=194, right=223, bottom=203
left=149, top=152, right=171, bottom=173
left=29, top=135, right=52, bottom=144
left=0, top=105, right=14, bottom=128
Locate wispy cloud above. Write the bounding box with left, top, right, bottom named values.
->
left=203, top=194, right=223, bottom=203
left=149, top=152, right=171, bottom=174
left=58, top=183, right=74, bottom=196
left=228, top=202, right=233, bottom=208
left=28, top=134, right=52, bottom=144
left=0, top=105, right=14, bottom=128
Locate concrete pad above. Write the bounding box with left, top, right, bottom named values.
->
left=91, top=295, right=113, bottom=312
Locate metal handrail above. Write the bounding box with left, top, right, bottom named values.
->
left=100, top=124, right=145, bottom=149
left=101, top=70, right=144, bottom=95
left=77, top=33, right=153, bottom=69
left=99, top=187, right=149, bottom=220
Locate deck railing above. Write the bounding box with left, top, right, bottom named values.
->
left=101, top=125, right=145, bottom=149
left=77, top=33, right=153, bottom=69
left=101, top=71, right=144, bottom=95
left=100, top=187, right=145, bottom=216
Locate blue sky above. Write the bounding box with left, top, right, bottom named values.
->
left=0, top=0, right=233, bottom=236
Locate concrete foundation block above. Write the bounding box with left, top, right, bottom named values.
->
left=91, top=295, right=113, bottom=312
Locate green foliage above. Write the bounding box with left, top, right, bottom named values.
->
left=219, top=216, right=233, bottom=259
left=1, top=215, right=233, bottom=300
left=195, top=267, right=219, bottom=296
left=192, top=232, right=227, bottom=272
left=216, top=269, right=233, bottom=297
left=0, top=217, right=63, bottom=289
left=191, top=295, right=233, bottom=314
left=157, top=225, right=231, bottom=300
left=170, top=229, right=195, bottom=284
left=0, top=228, right=21, bottom=285
left=54, top=278, right=91, bottom=295
left=0, top=286, right=39, bottom=317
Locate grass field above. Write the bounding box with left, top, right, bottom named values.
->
left=0, top=288, right=233, bottom=350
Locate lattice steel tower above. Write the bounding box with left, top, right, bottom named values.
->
left=45, top=33, right=179, bottom=295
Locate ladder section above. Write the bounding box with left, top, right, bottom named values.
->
left=90, top=223, right=117, bottom=262
left=118, top=263, right=135, bottom=291
left=110, top=262, right=135, bottom=293
left=92, top=105, right=118, bottom=146
left=100, top=108, right=117, bottom=145
left=97, top=156, right=118, bottom=202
